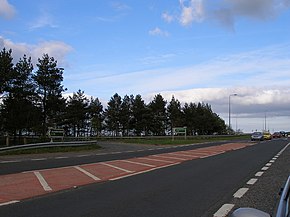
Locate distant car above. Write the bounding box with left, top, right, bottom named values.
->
left=272, top=132, right=282, bottom=138
left=280, top=131, right=287, bottom=137
left=251, top=132, right=263, bottom=141
left=263, top=132, right=272, bottom=140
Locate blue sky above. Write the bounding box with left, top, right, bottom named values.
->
left=1, top=0, right=290, bottom=132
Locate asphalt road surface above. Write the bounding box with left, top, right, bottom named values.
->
left=0, top=139, right=289, bottom=217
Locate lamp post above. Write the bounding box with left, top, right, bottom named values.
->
left=229, top=93, right=237, bottom=131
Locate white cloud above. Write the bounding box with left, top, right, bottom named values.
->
left=29, top=12, right=58, bottom=30
left=162, top=12, right=174, bottom=23
left=0, top=0, right=15, bottom=19
left=0, top=36, right=73, bottom=66
left=176, top=0, right=290, bottom=29
left=149, top=27, right=169, bottom=37
left=179, top=0, right=205, bottom=26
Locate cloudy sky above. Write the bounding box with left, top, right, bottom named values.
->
left=1, top=0, right=290, bottom=133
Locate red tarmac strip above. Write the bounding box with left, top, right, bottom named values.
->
left=0, top=142, right=253, bottom=205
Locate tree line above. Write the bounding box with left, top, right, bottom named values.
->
left=0, top=48, right=228, bottom=141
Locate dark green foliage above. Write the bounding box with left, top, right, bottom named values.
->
left=0, top=47, right=228, bottom=145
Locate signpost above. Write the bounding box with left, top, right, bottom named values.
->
left=172, top=127, right=187, bottom=141
left=48, top=128, right=64, bottom=142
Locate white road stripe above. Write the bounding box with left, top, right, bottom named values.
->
left=261, top=166, right=269, bottom=171
left=247, top=178, right=258, bottom=185
left=167, top=152, right=194, bottom=157
left=74, top=166, right=101, bottom=181
left=255, top=171, right=264, bottom=177
left=233, top=188, right=249, bottom=198
left=0, top=200, right=20, bottom=207
left=153, top=155, right=187, bottom=161
left=34, top=171, right=52, bottom=191
left=55, top=156, right=68, bottom=159
left=100, top=162, right=133, bottom=173
left=214, top=204, right=235, bottom=217
left=265, top=163, right=272, bottom=166
left=31, top=158, right=47, bottom=161
left=0, top=160, right=21, bottom=164
left=141, top=157, right=174, bottom=163
left=269, top=160, right=275, bottom=163
left=121, top=160, right=155, bottom=167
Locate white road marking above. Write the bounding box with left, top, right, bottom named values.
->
left=272, top=157, right=277, bottom=160
left=247, top=178, right=258, bottom=185
left=55, top=156, right=68, bottom=159
left=266, top=163, right=272, bottom=166
left=34, top=171, right=52, bottom=191
left=77, top=154, right=90, bottom=157
left=167, top=152, right=194, bottom=157
left=0, top=200, right=20, bottom=207
left=213, top=204, right=235, bottom=217
left=153, top=155, right=187, bottom=161
left=233, top=188, right=249, bottom=198
left=100, top=162, right=133, bottom=173
left=0, top=160, right=21, bottom=164
left=121, top=160, right=155, bottom=167
left=141, top=157, right=174, bottom=163
left=31, top=158, right=47, bottom=161
left=109, top=163, right=180, bottom=181
left=269, top=160, right=275, bottom=163
left=261, top=166, right=269, bottom=171
left=255, top=172, right=264, bottom=176
left=74, top=166, right=101, bottom=181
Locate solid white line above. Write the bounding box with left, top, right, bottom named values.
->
left=34, top=171, right=52, bottom=191
left=261, top=166, right=269, bottom=171
left=247, top=178, right=258, bottom=185
left=213, top=204, right=235, bottom=217
left=109, top=163, right=180, bottom=181
left=255, top=171, right=264, bottom=177
left=0, top=200, right=20, bottom=207
left=100, top=162, right=133, bottom=173
left=233, top=188, right=249, bottom=198
left=141, top=157, right=174, bottom=163
left=121, top=160, right=155, bottom=167
left=74, top=166, right=101, bottom=181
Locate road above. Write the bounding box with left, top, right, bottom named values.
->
left=0, top=139, right=289, bottom=217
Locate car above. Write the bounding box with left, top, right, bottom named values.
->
left=272, top=132, right=282, bottom=138
left=231, top=175, right=290, bottom=217
left=263, top=131, right=272, bottom=140
left=251, top=132, right=263, bottom=141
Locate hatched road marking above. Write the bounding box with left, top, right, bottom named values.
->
left=34, top=171, right=52, bottom=191
left=74, top=166, right=101, bottom=181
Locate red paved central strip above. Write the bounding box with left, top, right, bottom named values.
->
left=0, top=142, right=252, bottom=205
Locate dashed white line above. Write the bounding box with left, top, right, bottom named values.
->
left=261, top=166, right=269, bottom=171
left=55, top=156, right=68, bottom=159
left=100, top=162, right=133, bottom=173
left=233, top=188, right=249, bottom=198
left=34, top=171, right=52, bottom=191
left=31, top=158, right=47, bottom=161
left=0, top=160, right=21, bottom=164
left=247, top=178, right=258, bottom=185
left=74, top=166, right=101, bottom=181
left=255, top=172, right=264, bottom=177
left=269, top=160, right=275, bottom=163
left=214, top=204, right=235, bottom=217
left=265, top=163, right=272, bottom=166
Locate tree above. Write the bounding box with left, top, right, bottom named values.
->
left=88, top=97, right=103, bottom=136
left=183, top=102, right=197, bottom=135
left=105, top=93, right=122, bottom=136
left=148, top=94, right=167, bottom=135
left=65, top=90, right=89, bottom=137
left=0, top=48, right=14, bottom=95
left=167, top=95, right=184, bottom=134
left=131, top=94, right=147, bottom=136
left=119, top=95, right=134, bottom=136
left=33, top=54, right=66, bottom=136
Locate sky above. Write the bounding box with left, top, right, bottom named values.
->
left=1, top=0, right=290, bottom=133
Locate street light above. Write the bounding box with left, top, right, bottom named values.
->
left=229, top=93, right=238, bottom=131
